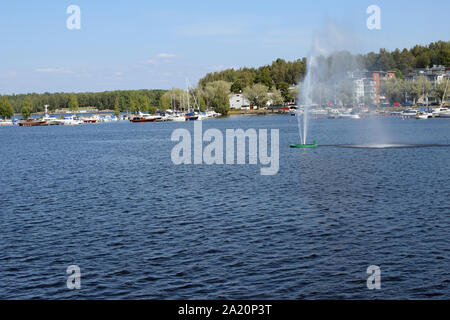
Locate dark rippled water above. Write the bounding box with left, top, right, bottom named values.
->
left=0, top=115, right=449, bottom=299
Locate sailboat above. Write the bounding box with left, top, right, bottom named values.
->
left=184, top=79, right=200, bottom=121
left=166, top=95, right=186, bottom=122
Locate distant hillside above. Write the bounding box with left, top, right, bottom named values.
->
left=198, top=41, right=450, bottom=91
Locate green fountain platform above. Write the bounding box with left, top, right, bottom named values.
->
left=290, top=140, right=318, bottom=148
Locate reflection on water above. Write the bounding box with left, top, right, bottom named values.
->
left=321, top=144, right=450, bottom=149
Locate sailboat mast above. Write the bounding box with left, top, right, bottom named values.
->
left=186, top=79, right=191, bottom=112
left=441, top=78, right=449, bottom=108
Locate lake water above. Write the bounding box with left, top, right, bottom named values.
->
left=0, top=115, right=449, bottom=299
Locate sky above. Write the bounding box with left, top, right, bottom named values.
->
left=0, top=0, right=449, bottom=94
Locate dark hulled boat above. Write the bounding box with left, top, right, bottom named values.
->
left=19, top=119, right=47, bottom=127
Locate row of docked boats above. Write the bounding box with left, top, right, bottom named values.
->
left=129, top=110, right=221, bottom=123
left=400, top=107, right=450, bottom=119
left=289, top=107, right=362, bottom=119
left=288, top=105, right=450, bottom=120
left=0, top=114, right=121, bottom=127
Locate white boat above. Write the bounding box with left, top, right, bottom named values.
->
left=402, top=109, right=418, bottom=117
left=155, top=114, right=167, bottom=122
left=206, top=110, right=220, bottom=118
left=101, top=115, right=119, bottom=122
left=197, top=112, right=207, bottom=120
left=0, top=120, right=13, bottom=126
left=439, top=111, right=450, bottom=118
left=80, top=115, right=101, bottom=123
left=167, top=114, right=186, bottom=122
left=53, top=116, right=84, bottom=125
left=327, top=109, right=340, bottom=118
left=129, top=112, right=161, bottom=122
left=415, top=113, right=429, bottom=120
left=310, top=109, right=328, bottom=115
left=41, top=114, right=60, bottom=125
left=432, top=107, right=449, bottom=117
left=339, top=113, right=360, bottom=119
left=39, top=106, right=60, bottom=125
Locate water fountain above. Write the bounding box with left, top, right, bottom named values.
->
left=291, top=54, right=318, bottom=148
left=291, top=24, right=362, bottom=149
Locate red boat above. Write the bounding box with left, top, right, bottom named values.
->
left=19, top=120, right=47, bottom=127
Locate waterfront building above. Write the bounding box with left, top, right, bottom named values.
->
left=229, top=93, right=251, bottom=109
left=348, top=70, right=395, bottom=106
left=405, top=66, right=450, bottom=104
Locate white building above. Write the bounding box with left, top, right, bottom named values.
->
left=229, top=93, right=250, bottom=109
left=353, top=79, right=365, bottom=106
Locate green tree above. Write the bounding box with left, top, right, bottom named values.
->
left=0, top=96, right=14, bottom=119
left=114, top=95, right=121, bottom=117
left=381, top=78, right=405, bottom=103
left=21, top=97, right=34, bottom=120
left=405, top=79, right=422, bottom=105
left=392, top=68, right=404, bottom=80
left=203, top=81, right=232, bottom=108
left=269, top=89, right=284, bottom=106
left=129, top=97, right=139, bottom=114
left=211, top=87, right=230, bottom=115
left=254, top=68, right=273, bottom=89
left=277, top=82, right=291, bottom=101
left=243, top=84, right=269, bottom=108
left=416, top=52, right=431, bottom=68
left=231, top=80, right=244, bottom=93
left=417, top=76, right=432, bottom=105
left=68, top=93, right=79, bottom=113
left=139, top=95, right=151, bottom=112
left=160, top=88, right=187, bottom=110
left=433, top=79, right=449, bottom=105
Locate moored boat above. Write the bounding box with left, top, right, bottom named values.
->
left=185, top=112, right=199, bottom=121
left=167, top=114, right=186, bottom=122
left=432, top=107, right=448, bottom=117
left=402, top=109, right=418, bottom=117
left=130, top=112, right=159, bottom=123
left=438, top=111, right=450, bottom=118
left=415, top=113, right=429, bottom=120
left=52, top=116, right=83, bottom=125
left=19, top=119, right=47, bottom=127
left=339, top=113, right=360, bottom=119
left=0, top=120, right=13, bottom=126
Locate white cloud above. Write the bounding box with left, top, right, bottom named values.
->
left=158, top=53, right=176, bottom=58
left=141, top=58, right=159, bottom=65
left=35, top=67, right=73, bottom=74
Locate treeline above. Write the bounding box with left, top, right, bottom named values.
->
left=364, top=41, right=450, bottom=75
left=199, top=58, right=307, bottom=96
left=2, top=89, right=166, bottom=114
left=198, top=41, right=450, bottom=92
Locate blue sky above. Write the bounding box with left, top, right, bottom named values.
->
left=0, top=0, right=448, bottom=94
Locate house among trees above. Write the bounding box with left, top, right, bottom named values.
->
left=229, top=93, right=250, bottom=109
left=405, top=65, right=450, bottom=83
